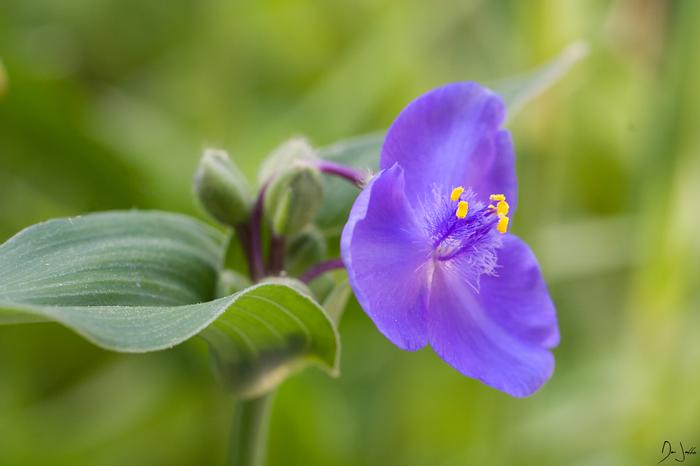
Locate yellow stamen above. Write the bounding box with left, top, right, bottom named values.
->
left=450, top=186, right=464, bottom=201
left=456, top=201, right=469, bottom=219
left=496, top=215, right=509, bottom=234
left=489, top=193, right=506, bottom=202
left=496, top=200, right=509, bottom=217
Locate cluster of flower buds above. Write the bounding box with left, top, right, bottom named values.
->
left=193, top=137, right=328, bottom=282
left=195, top=139, right=324, bottom=233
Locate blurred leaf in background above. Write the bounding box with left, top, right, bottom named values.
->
left=1, top=0, right=699, bottom=465
left=0, top=59, right=8, bottom=98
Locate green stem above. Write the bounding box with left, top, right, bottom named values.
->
left=228, top=393, right=275, bottom=466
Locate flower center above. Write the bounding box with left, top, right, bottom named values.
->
left=449, top=186, right=510, bottom=232
left=424, top=186, right=511, bottom=288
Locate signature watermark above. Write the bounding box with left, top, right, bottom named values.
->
left=659, top=441, right=697, bottom=463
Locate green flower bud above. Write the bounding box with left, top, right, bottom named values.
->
left=194, top=149, right=252, bottom=226
left=258, top=137, right=318, bottom=184
left=285, top=227, right=327, bottom=277
left=264, top=164, right=323, bottom=236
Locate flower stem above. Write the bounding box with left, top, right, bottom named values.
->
left=300, top=258, right=346, bottom=283
left=267, top=234, right=285, bottom=275
left=316, top=160, right=367, bottom=187
left=243, top=184, right=269, bottom=282
left=235, top=224, right=263, bottom=283
left=228, top=393, right=275, bottom=466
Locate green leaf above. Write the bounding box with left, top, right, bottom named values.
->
left=0, top=212, right=339, bottom=397
left=0, top=211, right=226, bottom=313
left=490, top=41, right=589, bottom=122
left=202, top=281, right=339, bottom=398
left=320, top=274, right=352, bottom=324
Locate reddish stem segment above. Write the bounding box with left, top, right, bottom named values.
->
left=316, top=160, right=367, bottom=187
left=242, top=160, right=363, bottom=282
left=300, top=258, right=346, bottom=284
left=267, top=234, right=285, bottom=275
left=243, top=184, right=268, bottom=282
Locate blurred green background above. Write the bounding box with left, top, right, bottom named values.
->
left=1, top=0, right=699, bottom=465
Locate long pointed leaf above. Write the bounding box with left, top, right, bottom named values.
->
left=0, top=212, right=339, bottom=397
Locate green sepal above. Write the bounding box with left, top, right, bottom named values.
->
left=257, top=137, right=318, bottom=184
left=284, top=227, right=327, bottom=277
left=194, top=148, right=253, bottom=227
left=264, top=164, right=324, bottom=236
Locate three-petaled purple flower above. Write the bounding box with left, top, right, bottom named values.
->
left=341, top=82, right=559, bottom=397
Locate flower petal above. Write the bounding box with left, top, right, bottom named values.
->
left=381, top=82, right=517, bottom=212
left=427, top=235, right=557, bottom=397
left=479, top=235, right=559, bottom=349
left=471, top=130, right=518, bottom=214
left=341, top=164, right=431, bottom=350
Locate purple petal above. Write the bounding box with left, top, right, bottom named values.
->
left=381, top=82, right=517, bottom=213
left=341, top=164, right=431, bottom=350
left=479, top=235, right=559, bottom=349
left=471, top=130, right=518, bottom=214
left=427, top=235, right=558, bottom=397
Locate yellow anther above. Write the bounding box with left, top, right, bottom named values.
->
left=488, top=204, right=496, bottom=210
left=496, top=200, right=509, bottom=217
left=450, top=186, right=465, bottom=201
left=489, top=193, right=506, bottom=202
left=496, top=215, right=510, bottom=234
left=455, top=201, right=469, bottom=219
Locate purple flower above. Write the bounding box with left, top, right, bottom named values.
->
left=341, top=82, right=559, bottom=397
